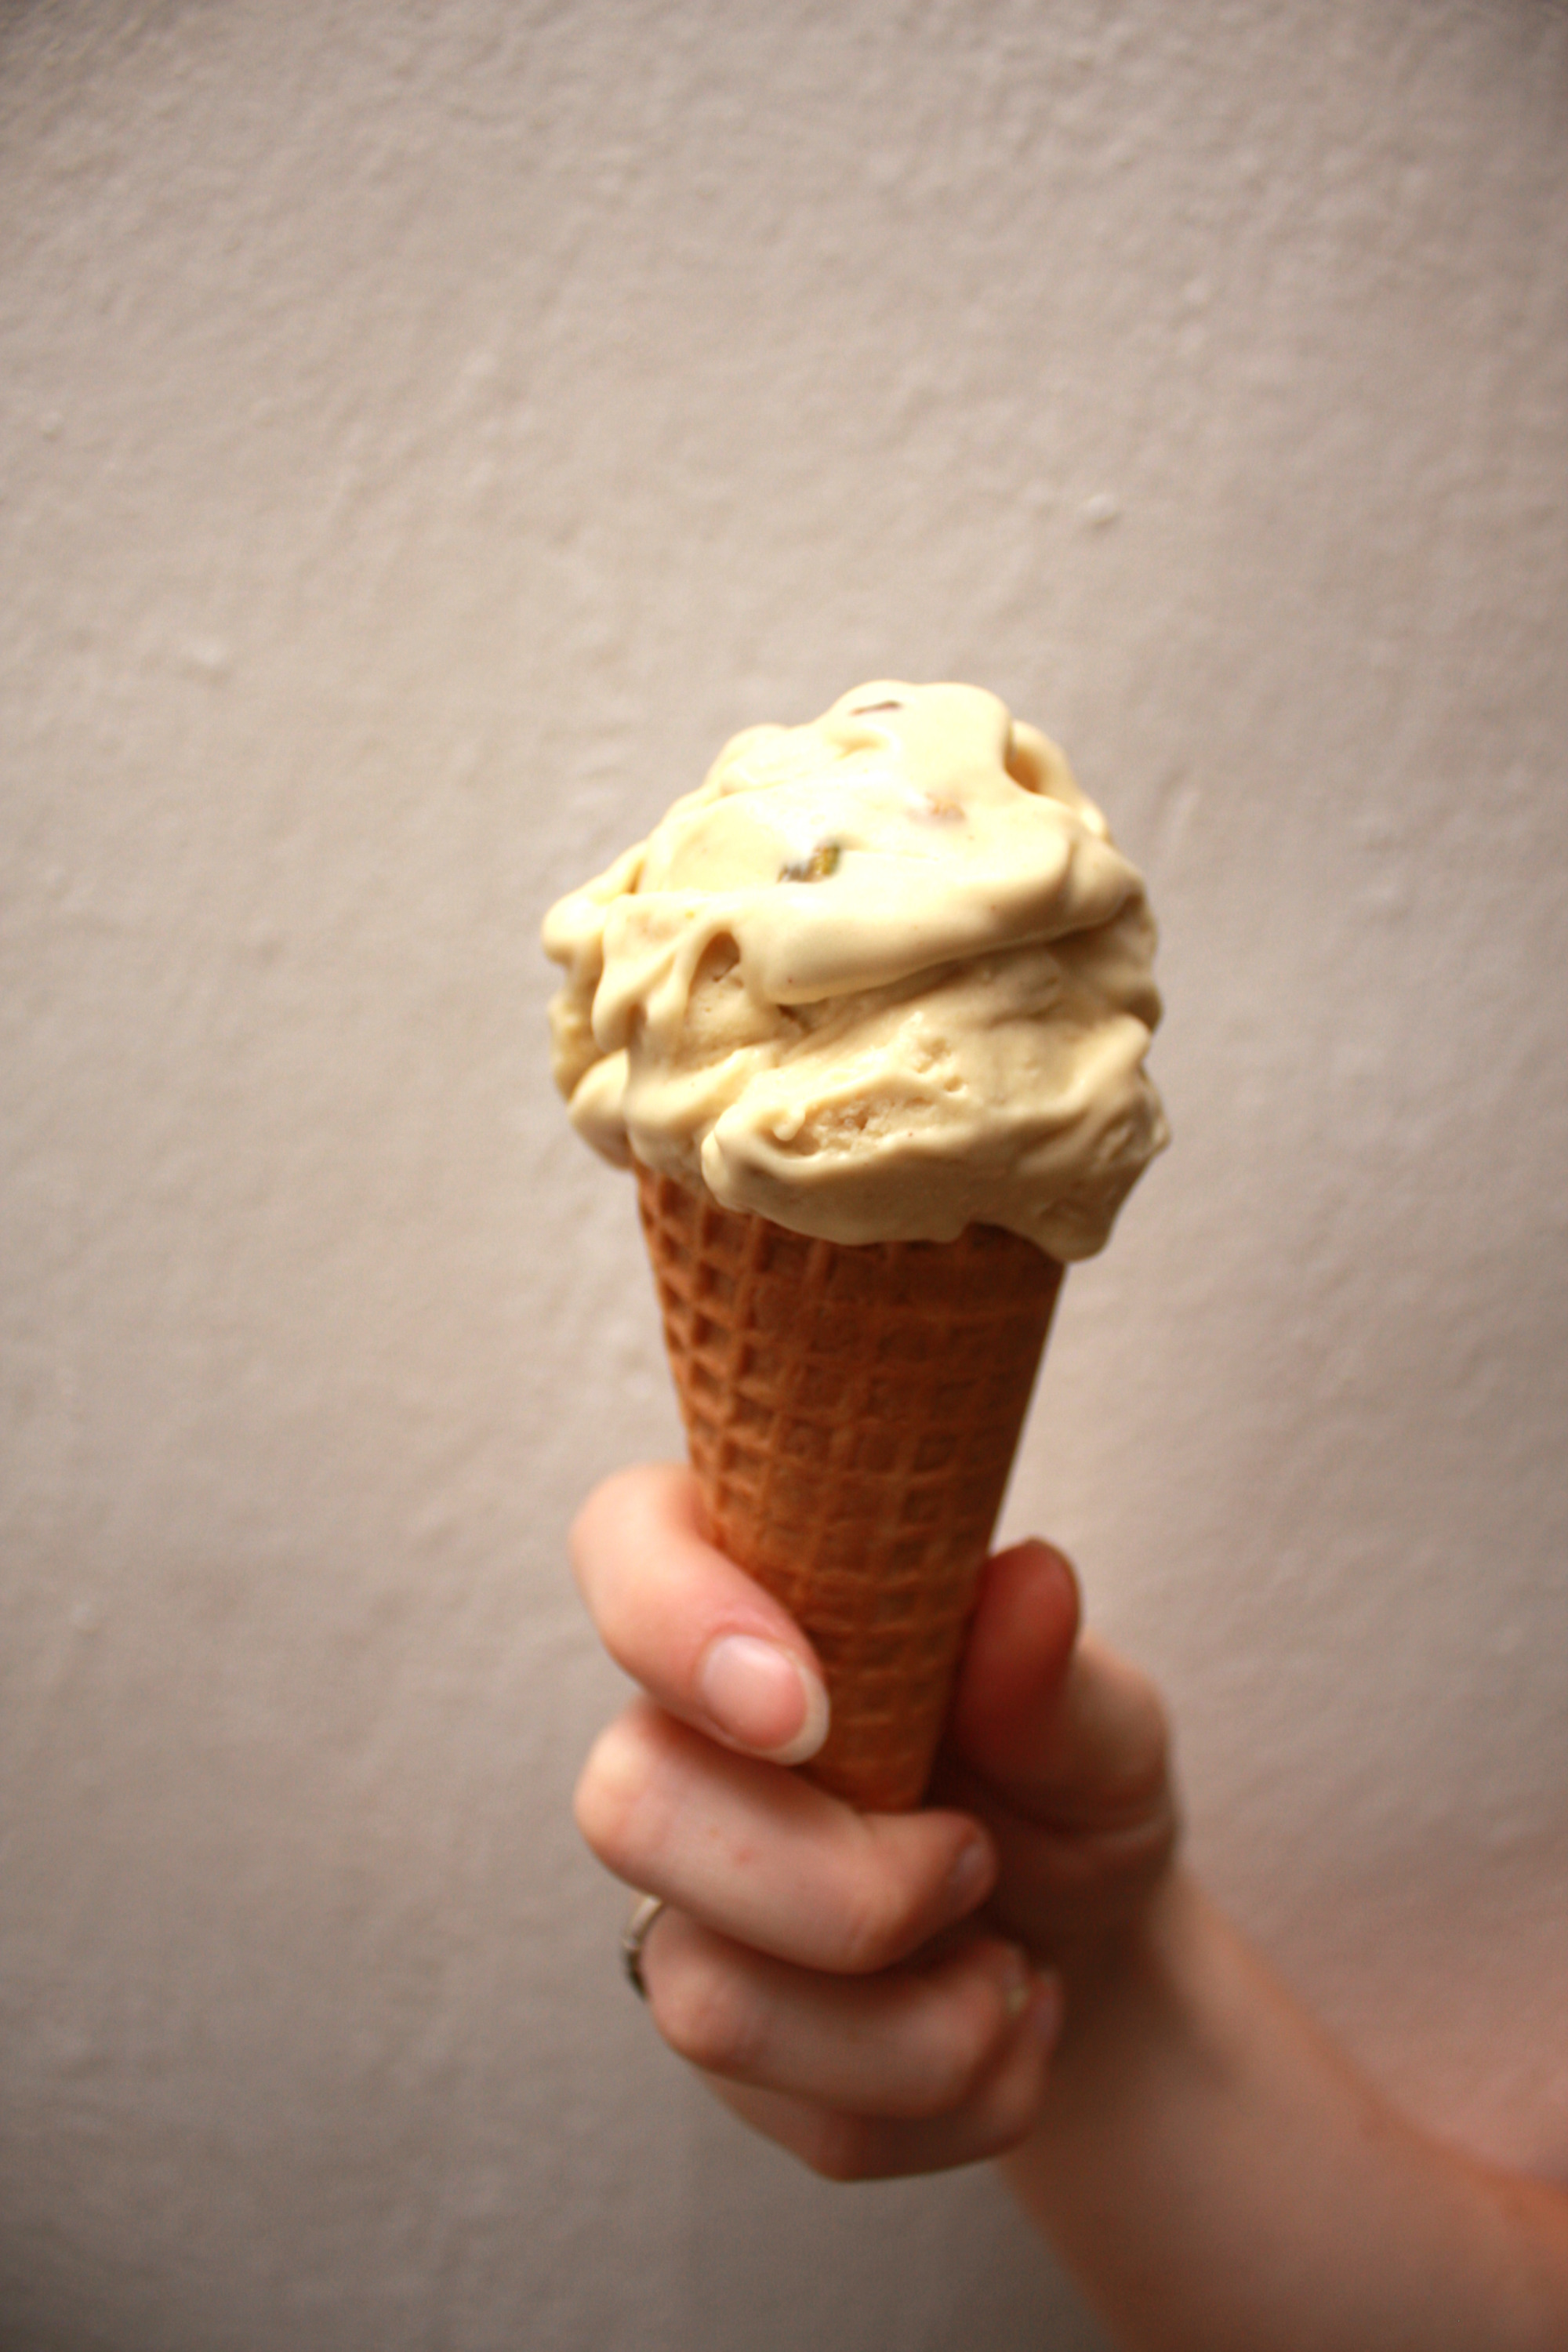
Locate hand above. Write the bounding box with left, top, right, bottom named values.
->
left=571, top=1462, right=1178, bottom=2180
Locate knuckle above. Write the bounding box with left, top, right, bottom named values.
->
left=829, top=1818, right=975, bottom=1974
left=920, top=1984, right=1010, bottom=2112
left=1096, top=1702, right=1177, bottom=1837
left=572, top=1715, right=661, bottom=1877
left=566, top=1483, right=611, bottom=1592
left=887, top=1962, right=1019, bottom=2117
left=831, top=1864, right=912, bottom=1976
left=1094, top=1782, right=1181, bottom=1899
left=567, top=1466, right=642, bottom=1599
left=653, top=1951, right=764, bottom=2078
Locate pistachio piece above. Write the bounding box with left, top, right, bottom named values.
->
left=779, top=841, right=843, bottom=883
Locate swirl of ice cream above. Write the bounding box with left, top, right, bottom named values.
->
left=543, top=682, right=1166, bottom=1260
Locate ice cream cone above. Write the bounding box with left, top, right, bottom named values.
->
left=635, top=1160, right=1063, bottom=1810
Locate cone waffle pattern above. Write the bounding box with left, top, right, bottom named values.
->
left=636, top=1163, right=1062, bottom=1810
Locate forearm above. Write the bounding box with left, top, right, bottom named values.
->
left=1004, top=1870, right=1568, bottom=2352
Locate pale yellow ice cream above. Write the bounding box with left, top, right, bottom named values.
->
left=543, top=682, right=1166, bottom=1260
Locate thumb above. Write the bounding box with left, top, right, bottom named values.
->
left=946, top=1539, right=1082, bottom=1789
left=945, top=1541, right=1173, bottom=1832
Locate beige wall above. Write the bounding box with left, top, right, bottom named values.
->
left=2, top=3, right=1565, bottom=2345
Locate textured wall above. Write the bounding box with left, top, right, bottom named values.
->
left=2, top=2, right=1565, bottom=2347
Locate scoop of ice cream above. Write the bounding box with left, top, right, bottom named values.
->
left=543, top=682, right=1166, bottom=1259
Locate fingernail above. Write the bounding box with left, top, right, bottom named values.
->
left=698, top=1635, right=829, bottom=1763
left=946, top=1835, right=995, bottom=1914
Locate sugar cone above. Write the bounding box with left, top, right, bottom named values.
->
left=634, top=1161, right=1063, bottom=1810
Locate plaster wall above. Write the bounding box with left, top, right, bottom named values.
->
left=2, top=3, right=1565, bottom=2347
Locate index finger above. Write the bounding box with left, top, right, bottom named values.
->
left=572, top=1462, right=831, bottom=1766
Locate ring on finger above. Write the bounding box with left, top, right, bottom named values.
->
left=621, top=1894, right=667, bottom=2001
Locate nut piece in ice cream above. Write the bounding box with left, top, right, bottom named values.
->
left=543, top=681, right=1165, bottom=1262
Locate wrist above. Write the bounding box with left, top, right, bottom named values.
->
left=1047, top=1864, right=1179, bottom=2049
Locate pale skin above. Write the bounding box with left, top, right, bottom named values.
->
left=572, top=1463, right=1568, bottom=2352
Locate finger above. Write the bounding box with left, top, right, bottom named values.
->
left=641, top=1911, right=1055, bottom=2120
left=575, top=1700, right=997, bottom=1974
left=947, top=1538, right=1080, bottom=1777
left=572, top=1464, right=829, bottom=1765
left=703, top=1994, right=1059, bottom=2181
left=946, top=1541, right=1171, bottom=1829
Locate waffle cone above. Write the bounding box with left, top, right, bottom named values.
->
left=635, top=1162, right=1063, bottom=1810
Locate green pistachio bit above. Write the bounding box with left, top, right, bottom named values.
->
left=779, top=841, right=842, bottom=883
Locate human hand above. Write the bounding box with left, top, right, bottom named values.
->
left=571, top=1462, right=1178, bottom=2180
